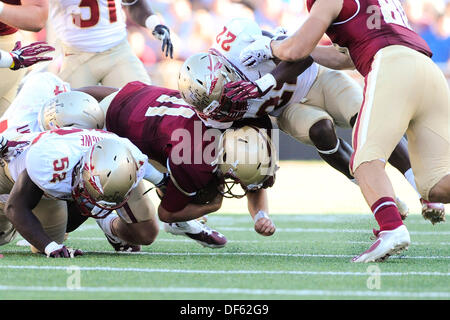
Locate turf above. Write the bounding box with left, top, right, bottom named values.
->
left=0, top=213, right=448, bottom=300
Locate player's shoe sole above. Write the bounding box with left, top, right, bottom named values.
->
left=420, top=199, right=445, bottom=225
left=352, top=225, right=410, bottom=263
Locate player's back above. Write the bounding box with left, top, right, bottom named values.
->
left=49, top=0, right=127, bottom=52
left=306, top=0, right=432, bottom=76
left=106, top=82, right=217, bottom=169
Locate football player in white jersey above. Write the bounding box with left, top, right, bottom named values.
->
left=50, top=0, right=173, bottom=88
left=177, top=18, right=445, bottom=224
left=0, top=128, right=167, bottom=257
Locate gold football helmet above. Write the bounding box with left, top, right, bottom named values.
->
left=72, top=138, right=138, bottom=218
left=215, top=125, right=278, bottom=198
left=38, top=91, right=104, bottom=131
left=178, top=49, right=248, bottom=122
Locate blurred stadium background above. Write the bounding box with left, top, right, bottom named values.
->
left=17, top=0, right=450, bottom=215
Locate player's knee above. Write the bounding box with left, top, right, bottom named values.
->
left=428, top=176, right=450, bottom=203
left=309, top=119, right=338, bottom=150
left=132, top=224, right=159, bottom=245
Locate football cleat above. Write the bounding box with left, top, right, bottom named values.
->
left=352, top=225, right=410, bottom=263
left=395, top=197, right=409, bottom=220
left=96, top=214, right=141, bottom=252
left=420, top=198, right=445, bottom=225
left=163, top=220, right=227, bottom=248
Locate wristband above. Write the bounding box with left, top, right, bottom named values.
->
left=253, top=210, right=269, bottom=223
left=255, top=73, right=276, bottom=93
left=0, top=50, right=13, bottom=69
left=0, top=2, right=4, bottom=15
left=145, top=14, right=161, bottom=31
left=44, top=241, right=62, bottom=256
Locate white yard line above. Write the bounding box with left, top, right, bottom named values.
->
left=74, top=225, right=450, bottom=236
left=0, top=285, right=448, bottom=298
left=60, top=237, right=450, bottom=246
left=0, top=265, right=449, bottom=276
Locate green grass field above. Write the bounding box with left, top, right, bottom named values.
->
left=0, top=213, right=448, bottom=300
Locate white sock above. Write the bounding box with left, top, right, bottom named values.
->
left=96, top=212, right=118, bottom=238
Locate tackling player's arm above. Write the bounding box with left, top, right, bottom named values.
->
left=158, top=192, right=223, bottom=223
left=247, top=188, right=275, bottom=236
left=75, top=86, right=119, bottom=102
left=311, top=45, right=355, bottom=70
left=271, top=0, right=342, bottom=62
left=5, top=170, right=51, bottom=252
left=0, top=0, right=48, bottom=32
left=123, top=0, right=173, bottom=58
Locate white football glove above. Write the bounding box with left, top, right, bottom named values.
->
left=239, top=36, right=273, bottom=68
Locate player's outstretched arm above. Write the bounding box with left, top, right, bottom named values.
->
left=270, top=0, right=341, bottom=62
left=311, top=46, right=355, bottom=70
left=0, top=0, right=48, bottom=32
left=124, top=0, right=173, bottom=58
left=158, top=193, right=223, bottom=223
left=247, top=189, right=275, bottom=236
left=5, top=170, right=83, bottom=258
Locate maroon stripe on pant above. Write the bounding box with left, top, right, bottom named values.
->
left=123, top=203, right=138, bottom=223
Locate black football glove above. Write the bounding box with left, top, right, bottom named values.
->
left=152, top=25, right=173, bottom=59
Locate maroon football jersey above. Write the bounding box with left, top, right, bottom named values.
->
left=306, top=0, right=432, bottom=76
left=0, top=0, right=20, bottom=36
left=106, top=82, right=219, bottom=212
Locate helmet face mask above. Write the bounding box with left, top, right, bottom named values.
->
left=215, top=126, right=278, bottom=198
left=71, top=139, right=138, bottom=219
left=178, top=50, right=248, bottom=123
left=39, top=91, right=105, bottom=131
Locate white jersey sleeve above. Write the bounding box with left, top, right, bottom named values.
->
left=0, top=72, right=70, bottom=140
left=212, top=18, right=319, bottom=118
left=49, top=0, right=127, bottom=52
left=8, top=129, right=148, bottom=200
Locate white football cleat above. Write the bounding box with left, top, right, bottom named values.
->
left=352, top=225, right=410, bottom=263
left=420, top=199, right=445, bottom=225
left=163, top=220, right=227, bottom=248
left=395, top=197, right=409, bottom=220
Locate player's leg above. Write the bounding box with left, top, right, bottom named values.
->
left=350, top=46, right=428, bottom=262
left=0, top=34, right=26, bottom=115
left=0, top=167, right=17, bottom=246
left=99, top=40, right=151, bottom=88
left=58, top=45, right=99, bottom=88
left=407, top=53, right=450, bottom=221
left=277, top=102, right=354, bottom=179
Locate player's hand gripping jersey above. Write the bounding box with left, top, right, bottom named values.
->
left=105, top=82, right=220, bottom=212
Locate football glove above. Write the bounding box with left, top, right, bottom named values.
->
left=224, top=73, right=276, bottom=103
left=152, top=25, right=174, bottom=59
left=9, top=41, right=54, bottom=70
left=45, top=242, right=84, bottom=258
left=239, top=36, right=273, bottom=68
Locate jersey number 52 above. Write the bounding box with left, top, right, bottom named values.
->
left=50, top=157, right=69, bottom=183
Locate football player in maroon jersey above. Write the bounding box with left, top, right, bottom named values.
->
left=40, top=82, right=278, bottom=241
left=225, top=0, right=450, bottom=263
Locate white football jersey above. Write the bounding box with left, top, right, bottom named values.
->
left=49, top=0, right=127, bottom=52
left=7, top=128, right=148, bottom=201
left=212, top=18, right=319, bottom=118
left=0, top=72, right=71, bottom=141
